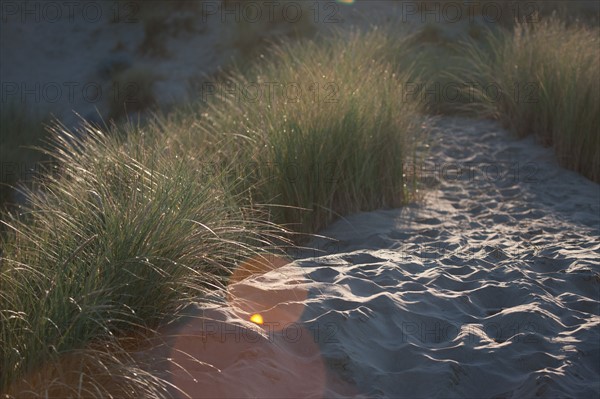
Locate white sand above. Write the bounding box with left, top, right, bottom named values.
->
left=3, top=2, right=599, bottom=397
left=138, top=116, right=599, bottom=398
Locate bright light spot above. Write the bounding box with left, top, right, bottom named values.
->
left=250, top=313, right=264, bottom=325
left=336, top=0, right=355, bottom=3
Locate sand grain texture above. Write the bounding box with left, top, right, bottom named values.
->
left=139, top=117, right=599, bottom=398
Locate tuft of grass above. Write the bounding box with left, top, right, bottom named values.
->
left=405, top=38, right=490, bottom=116
left=181, top=27, right=428, bottom=235
left=451, top=17, right=600, bottom=182
left=0, top=121, right=285, bottom=396
left=1, top=24, right=429, bottom=395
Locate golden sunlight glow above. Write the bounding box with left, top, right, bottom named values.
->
left=250, top=313, right=264, bottom=325
left=229, top=254, right=291, bottom=285
left=228, top=254, right=307, bottom=333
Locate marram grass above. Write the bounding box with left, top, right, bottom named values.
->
left=175, top=27, right=428, bottom=235
left=1, top=26, right=428, bottom=396
left=0, top=122, right=286, bottom=397
left=450, top=17, right=600, bottom=182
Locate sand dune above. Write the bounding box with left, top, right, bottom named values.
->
left=138, top=117, right=599, bottom=398
left=3, top=2, right=598, bottom=397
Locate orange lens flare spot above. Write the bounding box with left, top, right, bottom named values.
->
left=250, top=313, right=264, bottom=325
left=230, top=254, right=291, bottom=284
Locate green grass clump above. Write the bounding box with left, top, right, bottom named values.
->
left=178, top=28, right=427, bottom=235
left=404, top=34, right=477, bottom=116
left=453, top=17, right=600, bottom=182
left=1, top=25, right=428, bottom=396
left=0, top=122, right=283, bottom=396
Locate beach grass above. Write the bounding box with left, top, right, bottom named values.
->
left=179, top=27, right=427, bottom=235
left=1, top=26, right=428, bottom=396
left=2, top=8, right=599, bottom=396
left=3, top=11, right=599, bottom=395
left=450, top=17, right=600, bottom=182
left=0, top=121, right=285, bottom=396
left=405, top=3, right=600, bottom=182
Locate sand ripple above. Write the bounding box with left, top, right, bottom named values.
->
left=146, top=117, right=599, bottom=398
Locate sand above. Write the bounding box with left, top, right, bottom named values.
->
left=3, top=2, right=599, bottom=397
left=137, top=116, right=599, bottom=398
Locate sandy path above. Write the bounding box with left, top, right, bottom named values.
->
left=140, top=117, right=599, bottom=398
left=3, top=3, right=598, bottom=397
left=298, top=117, right=600, bottom=398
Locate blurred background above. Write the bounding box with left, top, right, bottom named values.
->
left=1, top=0, right=598, bottom=207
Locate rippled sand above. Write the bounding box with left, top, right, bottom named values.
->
left=138, top=117, right=599, bottom=398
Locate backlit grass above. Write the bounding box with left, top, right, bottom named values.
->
left=177, top=27, right=428, bottom=235
left=15, top=12, right=600, bottom=394
left=452, top=17, right=600, bottom=181
left=0, top=122, right=285, bottom=396
left=3, top=13, right=598, bottom=396
left=1, top=26, right=428, bottom=396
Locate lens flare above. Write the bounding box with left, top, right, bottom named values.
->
left=229, top=254, right=291, bottom=285
left=250, top=313, right=264, bottom=325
